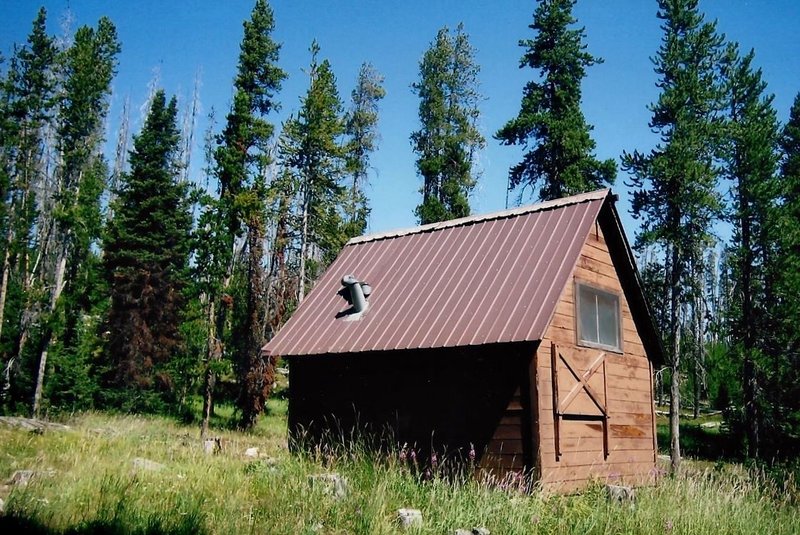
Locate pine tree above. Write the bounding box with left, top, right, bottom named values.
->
left=621, top=0, right=725, bottom=472
left=264, top=167, right=296, bottom=341
left=496, top=0, right=614, bottom=202
left=411, top=24, right=484, bottom=224
left=279, top=41, right=346, bottom=301
left=103, top=90, right=192, bottom=411
left=212, top=0, right=285, bottom=431
left=0, top=9, right=57, bottom=408
left=31, top=16, right=120, bottom=416
left=774, top=93, right=800, bottom=454
left=343, top=62, right=385, bottom=238
left=720, top=44, right=781, bottom=458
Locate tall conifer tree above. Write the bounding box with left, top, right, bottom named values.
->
left=720, top=44, right=780, bottom=458
left=29, top=16, right=119, bottom=416
left=773, top=93, right=800, bottom=453
left=212, top=0, right=285, bottom=430
left=496, top=0, right=614, bottom=202
left=0, top=9, right=57, bottom=408
left=411, top=24, right=484, bottom=224
left=622, top=0, right=725, bottom=472
left=103, top=90, right=192, bottom=410
left=343, top=62, right=385, bottom=237
left=279, top=42, right=346, bottom=301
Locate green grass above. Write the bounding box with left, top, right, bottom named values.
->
left=1, top=402, right=798, bottom=534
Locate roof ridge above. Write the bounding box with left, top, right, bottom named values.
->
left=347, top=188, right=611, bottom=246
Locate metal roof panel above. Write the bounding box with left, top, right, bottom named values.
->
left=264, top=189, right=611, bottom=356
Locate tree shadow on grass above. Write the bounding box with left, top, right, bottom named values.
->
left=657, top=421, right=741, bottom=460
left=0, top=512, right=207, bottom=535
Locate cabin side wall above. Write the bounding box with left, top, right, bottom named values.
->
left=535, top=221, right=657, bottom=493
left=288, top=343, right=536, bottom=472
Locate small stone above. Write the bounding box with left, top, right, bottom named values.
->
left=397, top=508, right=423, bottom=530
left=203, top=437, right=221, bottom=455
left=244, top=447, right=259, bottom=458
left=700, top=422, right=719, bottom=429
left=453, top=530, right=472, bottom=535
left=309, top=473, right=348, bottom=500
left=132, top=457, right=165, bottom=472
left=472, top=528, right=490, bottom=535
left=8, top=470, right=35, bottom=486
left=606, top=484, right=635, bottom=505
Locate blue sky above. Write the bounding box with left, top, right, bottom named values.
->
left=2, top=0, right=799, bottom=239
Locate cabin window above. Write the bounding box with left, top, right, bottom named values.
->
left=576, top=282, right=622, bottom=352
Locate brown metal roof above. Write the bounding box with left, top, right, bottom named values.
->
left=264, top=189, right=611, bottom=357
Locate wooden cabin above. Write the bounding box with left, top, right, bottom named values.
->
left=263, top=189, right=664, bottom=492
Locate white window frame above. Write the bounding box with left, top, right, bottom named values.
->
left=575, top=281, right=623, bottom=353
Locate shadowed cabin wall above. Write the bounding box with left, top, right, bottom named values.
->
left=536, top=220, right=658, bottom=493
left=287, top=343, right=535, bottom=469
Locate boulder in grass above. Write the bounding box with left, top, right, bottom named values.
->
left=472, top=529, right=491, bottom=535
left=132, top=457, right=165, bottom=472
left=397, top=508, right=423, bottom=530
left=244, top=447, right=259, bottom=458
left=203, top=437, right=221, bottom=455
left=8, top=470, right=35, bottom=486
left=308, top=473, right=348, bottom=500
left=606, top=484, right=635, bottom=505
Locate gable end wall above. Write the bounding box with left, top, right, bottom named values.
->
left=535, top=220, right=658, bottom=493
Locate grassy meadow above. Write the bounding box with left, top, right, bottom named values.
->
left=0, top=400, right=798, bottom=534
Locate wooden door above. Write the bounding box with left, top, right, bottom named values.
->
left=549, top=342, right=609, bottom=461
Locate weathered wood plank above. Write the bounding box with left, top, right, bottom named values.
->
left=541, top=465, right=658, bottom=492
left=486, top=439, right=524, bottom=455
left=539, top=448, right=655, bottom=469
left=539, top=421, right=653, bottom=440
left=491, top=424, right=522, bottom=440
left=541, top=437, right=655, bottom=454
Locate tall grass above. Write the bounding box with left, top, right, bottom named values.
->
left=1, top=402, right=797, bottom=534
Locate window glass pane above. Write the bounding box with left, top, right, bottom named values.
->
left=597, top=291, right=619, bottom=348
left=578, top=285, right=598, bottom=344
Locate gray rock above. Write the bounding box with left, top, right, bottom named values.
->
left=0, top=416, right=70, bottom=433
left=472, top=529, right=491, bottom=535
left=606, top=484, right=635, bottom=505
left=244, top=447, right=259, bottom=458
left=453, top=530, right=472, bottom=535
left=8, top=470, right=35, bottom=486
left=132, top=457, right=165, bottom=472
left=203, top=437, right=221, bottom=455
left=700, top=421, right=719, bottom=429
left=397, top=508, right=423, bottom=530
left=309, top=473, right=348, bottom=500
